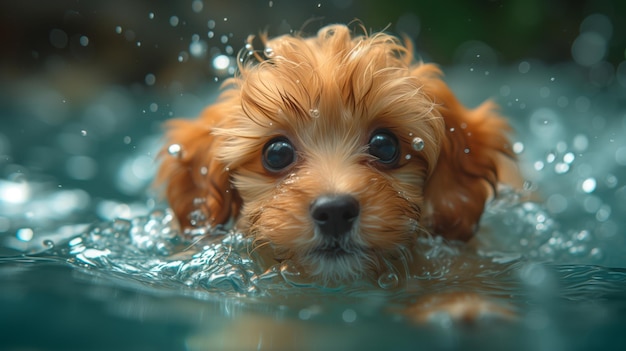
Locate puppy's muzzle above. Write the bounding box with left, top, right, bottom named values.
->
left=310, top=194, right=360, bottom=238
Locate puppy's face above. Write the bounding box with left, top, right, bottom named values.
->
left=157, top=25, right=514, bottom=283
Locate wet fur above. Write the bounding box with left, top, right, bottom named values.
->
left=156, top=24, right=515, bottom=283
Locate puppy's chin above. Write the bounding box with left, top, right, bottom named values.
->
left=302, top=248, right=374, bottom=283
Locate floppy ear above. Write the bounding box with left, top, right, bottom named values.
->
left=156, top=105, right=241, bottom=229
left=414, top=64, right=516, bottom=241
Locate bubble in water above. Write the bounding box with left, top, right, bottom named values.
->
left=43, top=239, right=55, bottom=249
left=80, top=129, right=87, bottom=136
left=148, top=12, right=155, bottom=19
left=115, top=26, right=122, bottom=34
left=512, top=141, right=524, bottom=154
left=411, top=137, right=425, bottom=151
left=168, top=143, right=183, bottom=158
left=264, top=47, right=275, bottom=58
left=169, top=16, right=180, bottom=27
left=79, top=36, right=89, bottom=47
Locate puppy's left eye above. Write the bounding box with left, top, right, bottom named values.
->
left=368, top=130, right=399, bottom=165
left=263, top=137, right=296, bottom=172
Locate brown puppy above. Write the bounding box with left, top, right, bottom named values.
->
left=157, top=24, right=515, bottom=286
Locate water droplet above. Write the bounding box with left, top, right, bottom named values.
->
left=16, top=228, right=34, bottom=242
left=191, top=0, right=203, bottom=12
left=145, top=73, right=156, bottom=86
left=168, top=144, right=183, bottom=158
left=554, top=162, right=570, bottom=174
left=518, top=61, right=531, bottom=74
left=308, top=109, right=320, bottom=118
left=342, top=309, right=357, bottom=323
left=43, top=239, right=55, bottom=249
left=411, top=137, right=425, bottom=151
left=377, top=272, right=399, bottom=289
left=212, top=55, right=230, bottom=70
left=189, top=40, right=207, bottom=58
left=169, top=16, right=180, bottom=27
left=581, top=177, right=597, bottom=193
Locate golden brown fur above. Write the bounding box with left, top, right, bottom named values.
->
left=156, top=24, right=515, bottom=283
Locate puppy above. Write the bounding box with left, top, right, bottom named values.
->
left=156, top=24, right=516, bottom=285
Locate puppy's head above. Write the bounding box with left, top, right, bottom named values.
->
left=157, top=25, right=514, bottom=282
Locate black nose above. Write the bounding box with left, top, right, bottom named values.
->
left=310, top=194, right=360, bottom=238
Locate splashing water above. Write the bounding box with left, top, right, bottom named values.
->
left=44, top=206, right=473, bottom=298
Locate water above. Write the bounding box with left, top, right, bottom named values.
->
left=2, top=3, right=626, bottom=351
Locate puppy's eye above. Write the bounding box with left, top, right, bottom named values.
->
left=263, top=137, right=296, bottom=172
left=368, top=130, right=399, bottom=165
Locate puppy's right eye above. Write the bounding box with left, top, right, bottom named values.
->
left=262, top=137, right=296, bottom=172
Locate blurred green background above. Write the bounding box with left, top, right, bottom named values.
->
left=1, top=0, right=624, bottom=92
